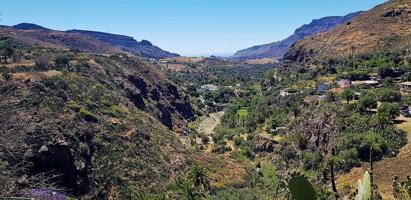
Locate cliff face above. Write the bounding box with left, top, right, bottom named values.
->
left=284, top=0, right=411, bottom=65
left=232, top=12, right=362, bottom=60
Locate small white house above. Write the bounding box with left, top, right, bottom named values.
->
left=197, top=84, right=219, bottom=93
left=400, top=82, right=411, bottom=92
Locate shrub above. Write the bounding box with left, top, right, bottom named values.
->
left=35, top=57, right=50, bottom=70
left=79, top=108, right=98, bottom=122
left=201, top=135, right=210, bottom=144
left=282, top=146, right=297, bottom=160
left=402, top=72, right=411, bottom=81
left=259, top=163, right=279, bottom=190
left=302, top=151, right=322, bottom=170
left=1, top=72, right=12, bottom=81
left=54, top=55, right=70, bottom=69
left=346, top=70, right=370, bottom=81
left=335, top=148, right=360, bottom=171
left=234, top=136, right=244, bottom=147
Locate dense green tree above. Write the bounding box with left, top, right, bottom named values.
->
left=378, top=66, right=396, bottom=78
left=377, top=103, right=400, bottom=119
left=358, top=93, right=377, bottom=112
left=341, top=89, right=354, bottom=103
left=376, top=88, right=401, bottom=102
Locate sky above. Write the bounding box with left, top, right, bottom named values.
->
left=0, top=0, right=386, bottom=56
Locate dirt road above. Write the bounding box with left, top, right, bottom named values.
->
left=197, top=111, right=225, bottom=135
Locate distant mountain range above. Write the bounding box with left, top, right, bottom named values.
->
left=284, top=0, right=411, bottom=65
left=231, top=12, right=363, bottom=61
left=0, top=23, right=179, bottom=59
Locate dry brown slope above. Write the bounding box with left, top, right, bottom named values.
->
left=285, top=0, right=411, bottom=64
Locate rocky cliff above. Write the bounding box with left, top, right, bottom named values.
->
left=232, top=12, right=362, bottom=60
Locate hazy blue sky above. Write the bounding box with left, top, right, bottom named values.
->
left=1, top=0, right=386, bottom=56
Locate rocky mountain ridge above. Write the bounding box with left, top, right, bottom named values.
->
left=232, top=11, right=362, bottom=60
left=0, top=23, right=179, bottom=59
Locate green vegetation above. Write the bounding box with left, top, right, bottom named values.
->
left=0, top=37, right=14, bottom=64
left=288, top=173, right=317, bottom=200
left=2, top=24, right=411, bottom=199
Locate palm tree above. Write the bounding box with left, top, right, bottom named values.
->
left=188, top=165, right=211, bottom=191
left=171, top=178, right=204, bottom=200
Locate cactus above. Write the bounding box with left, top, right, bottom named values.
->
left=354, top=171, right=371, bottom=200
left=288, top=172, right=317, bottom=200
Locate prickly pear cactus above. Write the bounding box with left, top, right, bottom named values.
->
left=355, top=171, right=371, bottom=200
left=288, top=172, right=317, bottom=200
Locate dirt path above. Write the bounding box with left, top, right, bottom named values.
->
left=197, top=111, right=225, bottom=135
left=337, top=116, right=411, bottom=199
left=197, top=111, right=224, bottom=153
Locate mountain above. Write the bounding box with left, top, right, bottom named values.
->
left=0, top=23, right=179, bottom=58
left=284, top=0, right=411, bottom=65
left=232, top=12, right=362, bottom=60
left=0, top=27, right=123, bottom=54
left=12, top=23, right=49, bottom=30
left=67, top=30, right=179, bottom=58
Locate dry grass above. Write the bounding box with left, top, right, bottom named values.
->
left=244, top=58, right=277, bottom=65
left=195, top=154, right=248, bottom=189
left=3, top=60, right=35, bottom=68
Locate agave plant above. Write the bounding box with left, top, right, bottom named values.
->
left=354, top=171, right=372, bottom=200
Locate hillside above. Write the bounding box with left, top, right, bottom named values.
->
left=0, top=23, right=179, bottom=59
left=232, top=12, right=362, bottom=60
left=0, top=39, right=194, bottom=198
left=284, top=0, right=411, bottom=65
left=67, top=30, right=179, bottom=59
left=0, top=27, right=124, bottom=54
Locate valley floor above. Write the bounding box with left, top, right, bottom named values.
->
left=337, top=116, right=411, bottom=199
